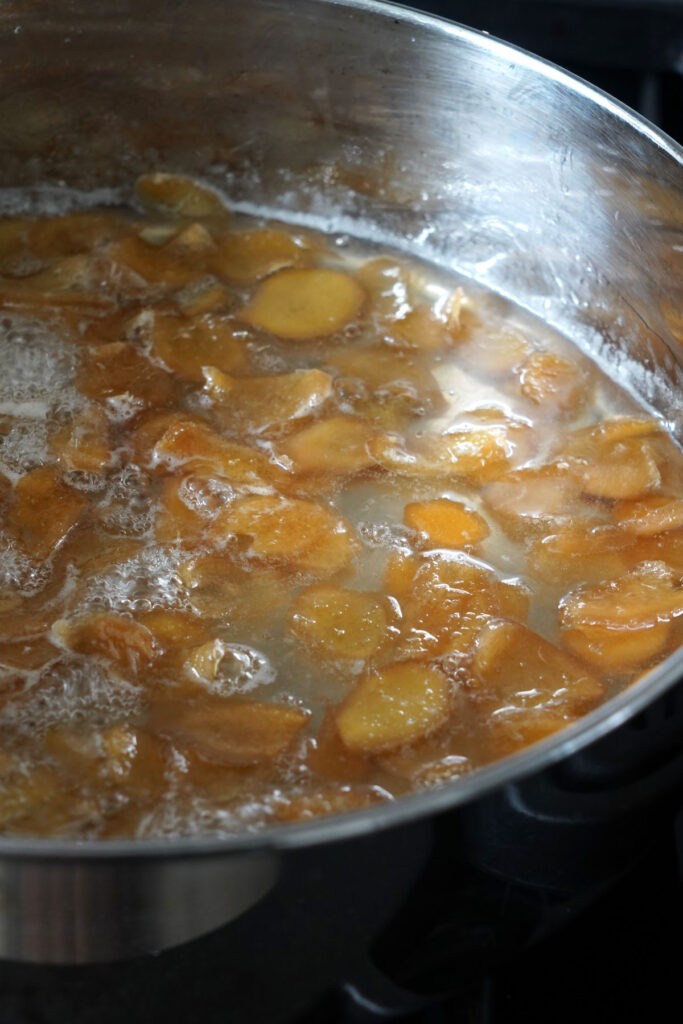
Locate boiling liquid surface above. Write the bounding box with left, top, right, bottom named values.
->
left=0, top=175, right=682, bottom=838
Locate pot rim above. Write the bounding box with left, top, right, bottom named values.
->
left=1, top=0, right=682, bottom=861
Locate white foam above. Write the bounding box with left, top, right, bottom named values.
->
left=79, top=543, right=185, bottom=614
left=0, top=533, right=53, bottom=597
left=98, top=465, right=155, bottom=537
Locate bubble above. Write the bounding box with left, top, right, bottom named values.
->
left=0, top=418, right=49, bottom=476
left=79, top=543, right=185, bottom=614
left=0, top=657, right=142, bottom=736
left=0, top=315, right=82, bottom=415
left=188, top=641, right=276, bottom=697
left=0, top=533, right=53, bottom=597
left=99, top=465, right=155, bottom=537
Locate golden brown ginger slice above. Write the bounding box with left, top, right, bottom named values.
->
left=516, top=351, right=588, bottom=412
left=149, top=697, right=309, bottom=766
left=29, top=211, right=130, bottom=261
left=527, top=524, right=644, bottom=586
left=370, top=426, right=511, bottom=486
left=50, top=405, right=113, bottom=474
left=454, top=328, right=530, bottom=377
left=0, top=254, right=120, bottom=311
left=155, top=474, right=235, bottom=545
left=77, top=342, right=175, bottom=408
left=52, top=613, right=161, bottom=676
left=356, top=258, right=411, bottom=320
left=483, top=464, right=589, bottom=539
left=484, top=708, right=573, bottom=759
left=135, top=172, right=228, bottom=218
left=204, top=366, right=332, bottom=434
left=110, top=234, right=204, bottom=288
left=239, top=268, right=365, bottom=339
left=6, top=466, right=86, bottom=560
left=613, top=495, right=683, bottom=536
left=385, top=551, right=529, bottom=660
left=176, top=280, right=230, bottom=318
left=403, top=498, right=490, bottom=548
left=150, top=313, right=250, bottom=382
left=139, top=609, right=210, bottom=648
left=215, top=494, right=359, bottom=574
left=289, top=584, right=392, bottom=659
left=278, top=416, right=376, bottom=475
left=211, top=228, right=308, bottom=283
left=559, top=561, right=683, bottom=672
left=336, top=662, right=452, bottom=754
left=151, top=419, right=288, bottom=490
left=178, top=550, right=287, bottom=620
left=562, top=417, right=664, bottom=500
left=472, top=619, right=604, bottom=712
left=326, top=345, right=444, bottom=417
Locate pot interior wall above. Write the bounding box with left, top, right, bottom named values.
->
left=0, top=0, right=681, bottom=432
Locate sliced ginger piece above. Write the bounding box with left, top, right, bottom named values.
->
left=336, top=662, right=451, bottom=754
left=176, top=280, right=230, bottom=318
left=139, top=609, right=210, bottom=648
left=7, top=466, right=86, bottom=560
left=517, top=351, right=587, bottom=411
left=135, top=172, right=228, bottom=218
left=29, top=211, right=130, bottom=260
left=326, top=345, right=444, bottom=417
left=455, top=328, right=529, bottom=376
left=561, top=419, right=664, bottom=500
left=356, top=257, right=411, bottom=320
left=483, top=463, right=587, bottom=537
left=370, top=426, right=511, bottom=485
left=473, top=619, right=604, bottom=712
left=51, top=405, right=113, bottom=474
left=150, top=697, right=308, bottom=766
left=0, top=254, right=120, bottom=311
left=211, top=228, right=307, bottom=283
left=613, top=495, right=683, bottom=536
left=403, top=498, right=490, bottom=548
left=239, top=267, right=365, bottom=339
left=289, top=584, right=392, bottom=659
left=559, top=561, right=683, bottom=671
left=279, top=415, right=376, bottom=475
left=110, top=234, right=201, bottom=288
left=152, top=419, right=288, bottom=490
left=77, top=341, right=175, bottom=408
left=178, top=550, right=286, bottom=620
left=215, top=494, right=359, bottom=574
left=52, top=612, right=161, bottom=676
left=129, top=410, right=204, bottom=471
left=150, top=313, right=250, bottom=382
left=155, top=474, right=235, bottom=545
left=485, top=708, right=572, bottom=759
left=389, top=307, right=452, bottom=351
left=204, top=366, right=332, bottom=434
left=527, top=524, right=642, bottom=586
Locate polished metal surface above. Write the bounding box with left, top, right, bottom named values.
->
left=0, top=0, right=681, bottom=963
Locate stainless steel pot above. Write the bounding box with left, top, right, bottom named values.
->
left=0, top=0, right=681, bottom=966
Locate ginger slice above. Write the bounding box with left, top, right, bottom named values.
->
left=6, top=466, right=86, bottom=560
left=484, top=708, right=572, bottom=758
left=150, top=697, right=309, bottom=766
left=483, top=464, right=587, bottom=537
left=517, top=351, right=587, bottom=411
left=473, top=619, right=604, bottom=712
left=561, top=418, right=664, bottom=500
left=369, top=427, right=511, bottom=486
left=139, top=609, right=210, bottom=648
left=29, top=211, right=130, bottom=260
left=215, top=494, right=359, bottom=574
left=150, top=313, right=250, bottom=382
left=386, top=552, right=528, bottom=660
left=275, top=784, right=389, bottom=822
left=129, top=411, right=203, bottom=471
left=239, top=268, right=365, bottom=339
left=51, top=405, right=113, bottom=474
left=155, top=474, right=235, bottom=545
left=152, top=419, right=287, bottom=490
left=110, top=235, right=202, bottom=288
left=135, top=172, right=228, bottom=218
left=178, top=550, right=286, bottom=620
left=455, top=328, right=530, bottom=376
left=289, top=584, right=392, bottom=659
left=527, top=524, right=642, bottom=586
left=76, top=341, right=175, bottom=408
left=356, top=257, right=411, bottom=320
left=52, top=613, right=161, bottom=676
left=176, top=280, right=230, bottom=318
left=403, top=498, right=490, bottom=548
left=559, top=561, right=683, bottom=671
left=613, top=495, right=683, bottom=536
left=336, top=662, right=451, bottom=754
left=0, top=254, right=119, bottom=311
left=326, top=345, right=444, bottom=417
left=204, top=366, right=332, bottom=434
left=211, top=228, right=307, bottom=283
left=279, top=416, right=376, bottom=475
left=389, top=307, right=453, bottom=351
